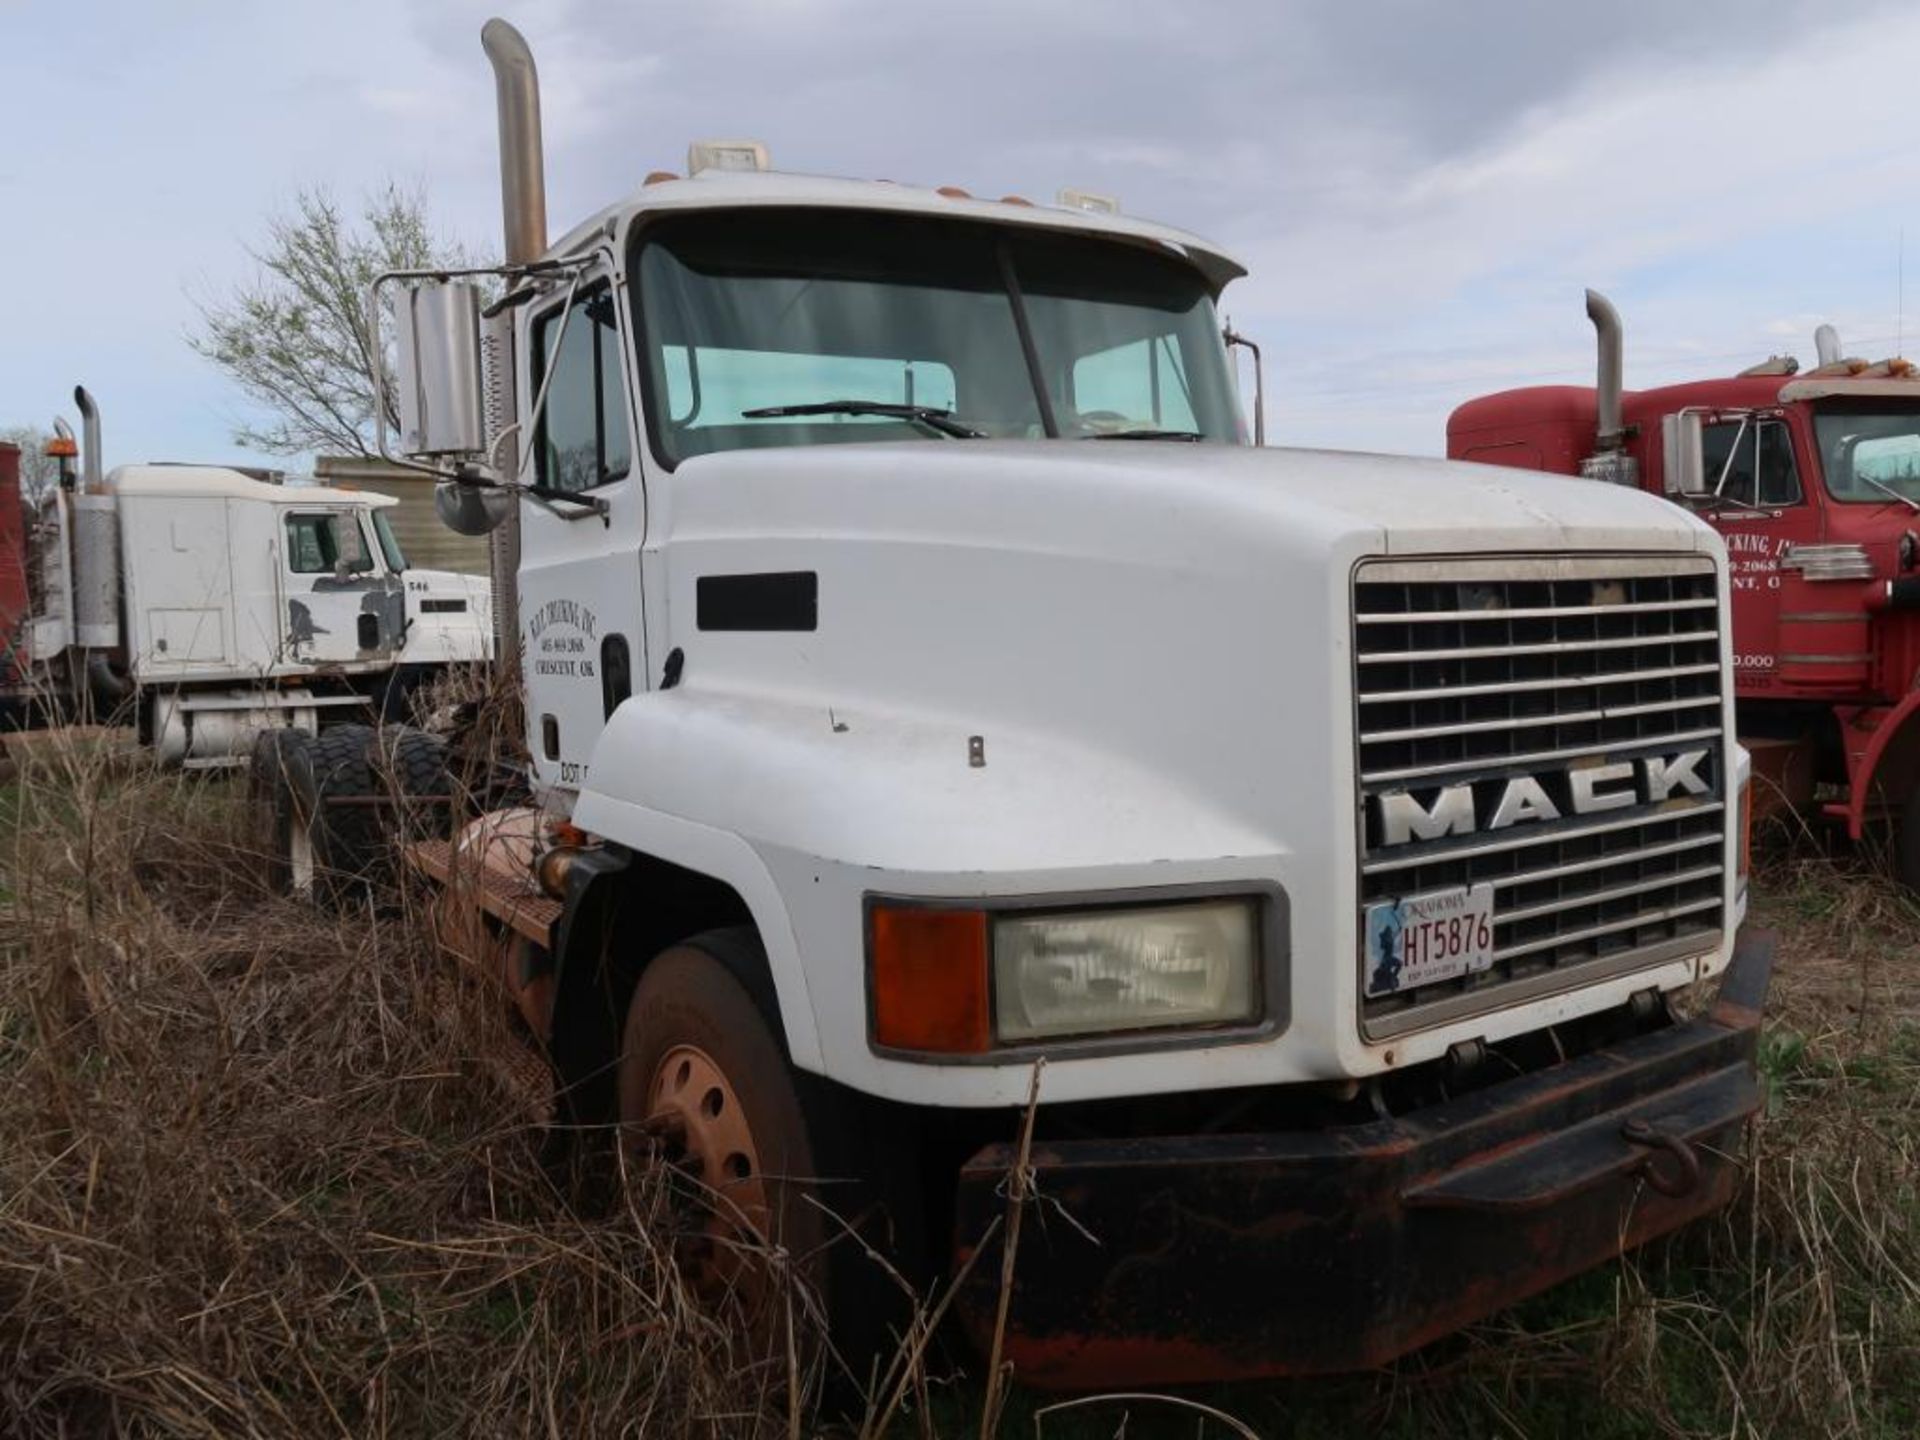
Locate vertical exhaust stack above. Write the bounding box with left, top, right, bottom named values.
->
left=74, top=385, right=104, bottom=493
left=64, top=385, right=129, bottom=709
left=482, top=19, right=548, bottom=270
left=1579, top=290, right=1638, bottom=486
left=1815, top=324, right=1843, bottom=369
left=480, top=17, right=548, bottom=678
left=1586, top=289, right=1625, bottom=454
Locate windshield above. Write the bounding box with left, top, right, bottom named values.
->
left=631, top=210, right=1243, bottom=465
left=1814, top=406, right=1920, bottom=503
left=371, top=510, right=408, bottom=571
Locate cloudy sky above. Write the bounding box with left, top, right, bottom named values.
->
left=6, top=0, right=1919, bottom=468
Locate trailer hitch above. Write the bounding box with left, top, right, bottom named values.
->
left=1622, top=1118, right=1702, bottom=1198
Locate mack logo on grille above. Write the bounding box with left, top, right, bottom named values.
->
left=1372, top=749, right=1712, bottom=849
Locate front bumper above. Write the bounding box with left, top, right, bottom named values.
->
left=949, top=929, right=1775, bottom=1390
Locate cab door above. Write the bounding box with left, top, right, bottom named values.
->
left=514, top=264, right=646, bottom=795
left=1697, top=413, right=1808, bottom=694
left=280, top=508, right=401, bottom=666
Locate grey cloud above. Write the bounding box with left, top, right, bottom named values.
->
left=8, top=0, right=1915, bottom=469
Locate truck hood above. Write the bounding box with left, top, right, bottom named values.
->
left=575, top=438, right=1739, bottom=1103
left=618, top=437, right=1724, bottom=866
left=669, top=439, right=1716, bottom=567
left=406, top=566, right=491, bottom=596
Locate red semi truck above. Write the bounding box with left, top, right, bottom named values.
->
left=1450, top=295, right=1920, bottom=880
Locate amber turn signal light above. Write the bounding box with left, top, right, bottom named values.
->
left=869, top=904, right=991, bottom=1054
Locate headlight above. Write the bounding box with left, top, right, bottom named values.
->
left=992, top=900, right=1259, bottom=1042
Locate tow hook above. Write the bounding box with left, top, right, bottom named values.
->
left=1622, top=1118, right=1702, bottom=1197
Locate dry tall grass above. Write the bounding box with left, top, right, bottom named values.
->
left=0, top=731, right=813, bottom=1437
left=3, top=731, right=1916, bottom=1438
left=1298, top=848, right=1920, bottom=1440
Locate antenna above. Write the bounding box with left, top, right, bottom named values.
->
left=1901, top=227, right=1907, bottom=359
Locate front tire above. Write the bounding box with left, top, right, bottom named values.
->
left=615, top=930, right=927, bottom=1389
left=617, top=939, right=826, bottom=1323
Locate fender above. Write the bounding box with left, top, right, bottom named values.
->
left=546, top=845, right=632, bottom=1127
left=567, top=685, right=1286, bottom=1101
left=567, top=786, right=827, bottom=1074
left=1827, top=693, right=1920, bottom=838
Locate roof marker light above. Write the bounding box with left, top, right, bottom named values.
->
left=644, top=169, right=678, bottom=186
left=1058, top=187, right=1119, bottom=214
left=687, top=139, right=769, bottom=175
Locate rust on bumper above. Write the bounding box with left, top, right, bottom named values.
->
left=949, top=929, right=1775, bottom=1391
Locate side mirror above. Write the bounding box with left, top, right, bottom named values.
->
left=435, top=480, right=515, bottom=537
left=1662, top=411, right=1708, bottom=495
left=392, top=280, right=487, bottom=459
left=1223, top=326, right=1266, bottom=447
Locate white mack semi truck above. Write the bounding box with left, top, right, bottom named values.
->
left=274, top=16, right=1775, bottom=1389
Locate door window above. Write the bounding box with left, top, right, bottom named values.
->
left=1700, top=418, right=1802, bottom=507
left=285, top=512, right=373, bottom=574
left=533, top=285, right=632, bottom=493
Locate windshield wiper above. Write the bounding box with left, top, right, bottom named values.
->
left=1855, top=472, right=1920, bottom=513
left=1084, top=428, right=1204, bottom=442
left=741, top=400, right=985, bottom=438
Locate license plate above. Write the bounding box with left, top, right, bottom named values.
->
left=1364, top=883, right=1496, bottom=998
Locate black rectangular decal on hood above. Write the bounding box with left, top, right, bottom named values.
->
left=696, top=572, right=818, bottom=632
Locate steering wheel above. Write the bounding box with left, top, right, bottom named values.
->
left=1073, top=409, right=1134, bottom=435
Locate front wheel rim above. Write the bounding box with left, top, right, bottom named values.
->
left=646, top=1044, right=773, bottom=1266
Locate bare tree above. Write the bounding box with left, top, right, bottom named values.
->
left=191, top=184, right=471, bottom=458
left=0, top=426, right=61, bottom=507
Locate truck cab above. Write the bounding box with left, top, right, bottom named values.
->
left=1450, top=307, right=1920, bottom=869
left=346, top=19, right=1775, bottom=1392
left=114, top=467, right=408, bottom=680
left=10, top=413, right=491, bottom=765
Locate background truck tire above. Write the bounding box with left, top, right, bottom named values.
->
left=305, top=723, right=382, bottom=901
left=248, top=727, right=314, bottom=896
left=366, top=726, right=454, bottom=843
left=616, top=929, right=924, bottom=1388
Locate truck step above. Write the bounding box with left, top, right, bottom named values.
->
left=408, top=835, right=561, bottom=948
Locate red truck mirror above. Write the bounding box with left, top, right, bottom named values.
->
left=1662, top=411, right=1709, bottom=495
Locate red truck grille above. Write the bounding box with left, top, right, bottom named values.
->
left=1352, top=554, right=1728, bottom=1040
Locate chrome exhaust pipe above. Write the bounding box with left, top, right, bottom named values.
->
left=1586, top=290, right=1625, bottom=453
left=482, top=19, right=548, bottom=266
left=479, top=17, right=548, bottom=679
left=74, top=385, right=104, bottom=493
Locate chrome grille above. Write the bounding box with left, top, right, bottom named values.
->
left=1353, top=555, right=1727, bottom=1040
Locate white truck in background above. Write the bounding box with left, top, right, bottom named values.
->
left=7, top=388, right=490, bottom=765
left=257, top=16, right=1777, bottom=1393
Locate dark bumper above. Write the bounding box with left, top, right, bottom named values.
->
left=950, top=929, right=1775, bottom=1390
